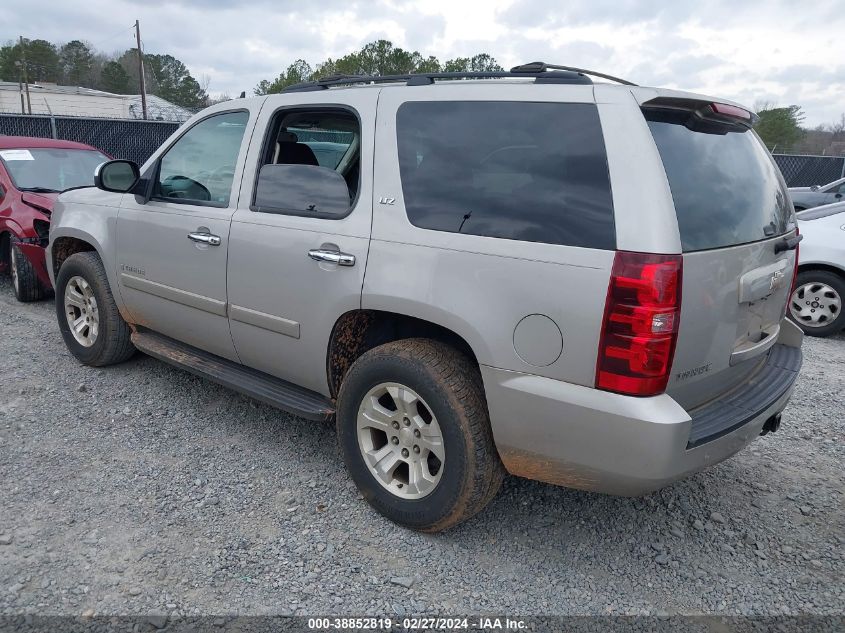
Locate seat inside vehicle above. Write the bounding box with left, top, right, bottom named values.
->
left=262, top=111, right=361, bottom=201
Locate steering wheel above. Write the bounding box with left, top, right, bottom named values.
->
left=162, top=175, right=211, bottom=201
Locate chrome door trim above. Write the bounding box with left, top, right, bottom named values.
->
left=229, top=304, right=301, bottom=339
left=187, top=232, right=222, bottom=246
left=120, top=273, right=227, bottom=317
left=308, top=249, right=356, bottom=266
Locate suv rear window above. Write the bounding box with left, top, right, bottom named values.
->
left=645, top=109, right=792, bottom=252
left=396, top=101, right=615, bottom=249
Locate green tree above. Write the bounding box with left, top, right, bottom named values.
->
left=59, top=40, right=94, bottom=86
left=443, top=53, right=503, bottom=73
left=99, top=60, right=131, bottom=94
left=0, top=39, right=60, bottom=82
left=144, top=53, right=207, bottom=108
left=754, top=104, right=806, bottom=152
left=254, top=59, right=313, bottom=94
left=256, top=41, right=504, bottom=92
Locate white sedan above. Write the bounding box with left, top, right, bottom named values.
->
left=791, top=202, right=845, bottom=337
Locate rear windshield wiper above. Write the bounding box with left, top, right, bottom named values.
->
left=19, top=186, right=61, bottom=193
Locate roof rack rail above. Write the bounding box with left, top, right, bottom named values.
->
left=510, top=62, right=637, bottom=86
left=281, top=66, right=597, bottom=93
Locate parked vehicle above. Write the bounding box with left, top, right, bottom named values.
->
left=48, top=64, right=804, bottom=531
left=790, top=202, right=845, bottom=336
left=0, top=137, right=109, bottom=302
left=789, top=176, right=845, bottom=211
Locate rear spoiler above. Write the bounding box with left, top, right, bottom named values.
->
left=642, top=96, right=758, bottom=129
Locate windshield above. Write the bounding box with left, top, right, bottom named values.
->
left=0, top=148, right=109, bottom=192
left=644, top=109, right=793, bottom=251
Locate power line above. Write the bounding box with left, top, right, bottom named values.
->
left=89, top=24, right=136, bottom=53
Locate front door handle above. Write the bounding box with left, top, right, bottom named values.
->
left=308, top=249, right=355, bottom=267
left=188, top=232, right=221, bottom=246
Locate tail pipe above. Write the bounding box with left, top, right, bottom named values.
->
left=760, top=413, right=782, bottom=436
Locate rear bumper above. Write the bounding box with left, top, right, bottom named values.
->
left=16, top=242, right=52, bottom=289
left=482, top=330, right=802, bottom=496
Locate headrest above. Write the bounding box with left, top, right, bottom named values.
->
left=278, top=129, right=298, bottom=143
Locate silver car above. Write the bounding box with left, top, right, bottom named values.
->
left=789, top=176, right=845, bottom=211
left=47, top=65, right=804, bottom=531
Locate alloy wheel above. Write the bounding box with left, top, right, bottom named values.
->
left=9, top=245, right=19, bottom=293
left=356, top=382, right=445, bottom=500
left=64, top=276, right=99, bottom=347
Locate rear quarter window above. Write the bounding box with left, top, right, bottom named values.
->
left=396, top=101, right=615, bottom=250
left=645, top=109, right=792, bottom=252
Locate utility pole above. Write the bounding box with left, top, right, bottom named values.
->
left=16, top=62, right=24, bottom=114
left=135, top=20, right=148, bottom=120
left=19, top=36, right=32, bottom=115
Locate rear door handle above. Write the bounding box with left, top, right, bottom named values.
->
left=188, top=232, right=221, bottom=246
left=308, top=249, right=355, bottom=267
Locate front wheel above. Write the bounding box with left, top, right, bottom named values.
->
left=336, top=339, right=504, bottom=532
left=55, top=251, right=136, bottom=366
left=788, top=270, right=845, bottom=337
left=9, top=238, right=46, bottom=302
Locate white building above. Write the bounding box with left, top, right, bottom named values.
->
left=0, top=82, right=193, bottom=122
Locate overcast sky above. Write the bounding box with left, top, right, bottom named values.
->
left=4, top=0, right=844, bottom=126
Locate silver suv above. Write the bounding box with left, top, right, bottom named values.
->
left=48, top=64, right=804, bottom=531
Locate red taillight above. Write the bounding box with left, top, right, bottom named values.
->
left=710, top=102, right=752, bottom=120
left=786, top=227, right=800, bottom=316
left=596, top=251, right=683, bottom=397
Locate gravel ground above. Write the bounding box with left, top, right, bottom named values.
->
left=0, top=275, right=843, bottom=618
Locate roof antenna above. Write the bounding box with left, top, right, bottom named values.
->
left=239, top=91, right=246, bottom=99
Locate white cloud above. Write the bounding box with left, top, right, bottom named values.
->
left=3, top=0, right=843, bottom=125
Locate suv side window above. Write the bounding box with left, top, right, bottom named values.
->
left=396, top=101, right=615, bottom=249
left=155, top=110, right=249, bottom=206
left=251, top=108, right=360, bottom=218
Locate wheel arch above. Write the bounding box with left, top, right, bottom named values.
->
left=326, top=309, right=482, bottom=400
left=797, top=262, right=845, bottom=279
left=51, top=233, right=99, bottom=280
left=49, top=228, right=128, bottom=315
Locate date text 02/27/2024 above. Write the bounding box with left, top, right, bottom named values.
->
left=307, top=617, right=527, bottom=630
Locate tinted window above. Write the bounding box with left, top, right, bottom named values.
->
left=396, top=101, right=615, bottom=249
left=156, top=111, right=248, bottom=205
left=0, top=148, right=109, bottom=192
left=254, top=164, right=351, bottom=217
left=645, top=110, right=792, bottom=251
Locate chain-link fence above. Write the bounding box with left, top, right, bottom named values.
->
left=773, top=154, right=845, bottom=187
left=0, top=113, right=179, bottom=166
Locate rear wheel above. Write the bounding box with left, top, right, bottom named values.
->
left=9, top=237, right=45, bottom=302
left=55, top=252, right=135, bottom=366
left=336, top=339, right=504, bottom=532
left=788, top=270, right=845, bottom=337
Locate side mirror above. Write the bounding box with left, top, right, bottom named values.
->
left=253, top=164, right=351, bottom=217
left=95, top=160, right=140, bottom=193
left=810, top=185, right=820, bottom=191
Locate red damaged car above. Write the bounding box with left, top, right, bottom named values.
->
left=0, top=137, right=109, bottom=301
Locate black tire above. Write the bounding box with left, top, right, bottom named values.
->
left=55, top=251, right=136, bottom=366
left=788, top=270, right=845, bottom=337
left=9, top=237, right=46, bottom=302
left=336, top=338, right=505, bottom=532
